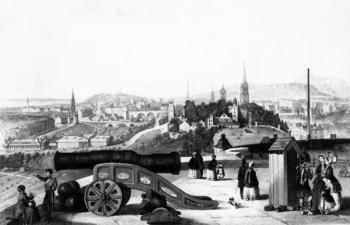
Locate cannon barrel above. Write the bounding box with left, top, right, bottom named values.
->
left=54, top=150, right=181, bottom=175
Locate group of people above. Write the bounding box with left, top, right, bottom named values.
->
left=296, top=154, right=342, bottom=215
left=237, top=159, right=260, bottom=201
left=188, top=152, right=225, bottom=180
left=8, top=168, right=57, bottom=225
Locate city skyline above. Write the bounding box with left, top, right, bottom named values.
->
left=0, top=0, right=350, bottom=100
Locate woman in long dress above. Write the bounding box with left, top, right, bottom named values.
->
left=310, top=154, right=327, bottom=215
left=187, top=152, right=200, bottom=179
left=318, top=157, right=342, bottom=214
left=243, top=161, right=260, bottom=200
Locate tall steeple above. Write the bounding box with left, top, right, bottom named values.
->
left=240, top=63, right=250, bottom=105
left=70, top=89, right=76, bottom=114
left=210, top=86, right=215, bottom=102
left=186, top=80, right=190, bottom=100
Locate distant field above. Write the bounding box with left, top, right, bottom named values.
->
left=128, top=129, right=162, bottom=149
left=213, top=126, right=287, bottom=147
left=54, top=123, right=97, bottom=138
left=100, top=126, right=129, bottom=143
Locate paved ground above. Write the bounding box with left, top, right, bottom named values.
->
left=53, top=165, right=350, bottom=225
left=2, top=155, right=350, bottom=224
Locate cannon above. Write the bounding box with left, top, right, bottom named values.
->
left=54, top=150, right=218, bottom=216
left=54, top=150, right=181, bottom=174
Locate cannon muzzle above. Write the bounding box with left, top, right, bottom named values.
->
left=54, top=150, right=181, bottom=175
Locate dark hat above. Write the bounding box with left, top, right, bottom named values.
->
left=17, top=185, right=25, bottom=191
left=45, top=168, right=53, bottom=174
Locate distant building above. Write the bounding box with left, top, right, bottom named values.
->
left=168, top=101, right=175, bottom=121
left=3, top=138, right=43, bottom=153
left=57, top=136, right=89, bottom=149
left=311, top=125, right=324, bottom=139
left=240, top=64, right=249, bottom=105
left=206, top=114, right=214, bottom=128
left=179, top=121, right=191, bottom=133
left=217, top=113, right=239, bottom=128
left=77, top=107, right=93, bottom=120
left=228, top=99, right=239, bottom=121
left=90, top=135, right=112, bottom=147
left=54, top=115, right=68, bottom=126
left=104, top=106, right=128, bottom=120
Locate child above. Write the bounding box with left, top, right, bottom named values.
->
left=319, top=178, right=342, bottom=214
left=27, top=192, right=41, bottom=223
left=216, top=163, right=225, bottom=180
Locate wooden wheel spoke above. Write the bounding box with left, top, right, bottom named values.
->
left=102, top=203, right=107, bottom=216
left=85, top=179, right=123, bottom=217
left=86, top=195, right=100, bottom=201
left=105, top=182, right=116, bottom=195
left=106, top=200, right=119, bottom=212
left=110, top=194, right=122, bottom=200
left=90, top=185, right=102, bottom=197
left=91, top=199, right=103, bottom=213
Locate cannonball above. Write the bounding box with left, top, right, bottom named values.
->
left=64, top=195, right=80, bottom=211
left=58, top=180, right=81, bottom=198
left=53, top=196, right=65, bottom=212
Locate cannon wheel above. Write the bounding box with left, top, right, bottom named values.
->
left=84, top=179, right=123, bottom=217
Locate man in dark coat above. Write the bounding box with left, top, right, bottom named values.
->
left=237, top=159, right=248, bottom=199
left=195, top=150, right=204, bottom=178
left=34, top=168, right=57, bottom=222
left=296, top=160, right=313, bottom=214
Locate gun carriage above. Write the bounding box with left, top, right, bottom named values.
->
left=54, top=150, right=218, bottom=216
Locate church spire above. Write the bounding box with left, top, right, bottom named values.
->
left=70, top=89, right=76, bottom=114
left=210, top=85, right=215, bottom=102
left=186, top=80, right=190, bottom=100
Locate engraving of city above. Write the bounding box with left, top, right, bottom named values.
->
left=1, top=0, right=350, bottom=225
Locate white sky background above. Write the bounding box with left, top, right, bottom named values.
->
left=0, top=0, right=350, bottom=101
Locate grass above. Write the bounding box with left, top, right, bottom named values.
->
left=128, top=129, right=162, bottom=149
left=54, top=124, right=96, bottom=138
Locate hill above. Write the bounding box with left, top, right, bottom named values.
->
left=82, top=93, right=157, bottom=106
left=175, top=82, right=335, bottom=104
left=294, top=76, right=350, bottom=98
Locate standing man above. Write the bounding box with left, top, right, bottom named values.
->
left=237, top=158, right=248, bottom=199
left=34, top=168, right=57, bottom=223
left=195, top=150, right=204, bottom=178
left=295, top=159, right=313, bottom=215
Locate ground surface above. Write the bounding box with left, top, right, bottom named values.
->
left=2, top=154, right=350, bottom=225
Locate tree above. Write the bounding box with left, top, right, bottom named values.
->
left=216, top=99, right=227, bottom=116
left=184, top=101, right=199, bottom=123
left=197, top=103, right=209, bottom=121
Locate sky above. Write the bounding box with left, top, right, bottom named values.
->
left=0, top=0, right=350, bottom=101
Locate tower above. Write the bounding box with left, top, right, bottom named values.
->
left=70, top=89, right=76, bottom=114
left=168, top=101, right=175, bottom=122
left=230, top=97, right=239, bottom=121
left=220, top=85, right=227, bottom=101
left=240, top=63, right=249, bottom=104
left=210, top=86, right=215, bottom=103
